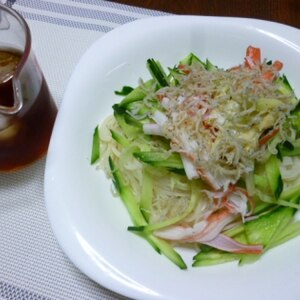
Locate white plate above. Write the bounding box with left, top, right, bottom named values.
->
left=44, top=16, right=300, bottom=300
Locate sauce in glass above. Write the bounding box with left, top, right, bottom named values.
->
left=0, top=49, right=57, bottom=171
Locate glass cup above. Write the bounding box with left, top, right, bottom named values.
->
left=0, top=4, right=57, bottom=171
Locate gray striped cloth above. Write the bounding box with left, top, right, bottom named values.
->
left=0, top=1, right=167, bottom=299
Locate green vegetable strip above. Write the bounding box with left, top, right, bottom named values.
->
left=109, top=156, right=146, bottom=226
left=179, top=53, right=205, bottom=67
left=277, top=144, right=300, bottom=157
left=223, top=223, right=245, bottom=237
left=276, top=75, right=294, bottom=96
left=280, top=184, right=300, bottom=201
left=109, top=156, right=186, bottom=269
left=115, top=86, right=134, bottom=96
left=265, top=155, right=282, bottom=198
left=118, top=80, right=155, bottom=109
left=193, top=232, right=248, bottom=267
left=192, top=250, right=241, bottom=267
left=147, top=59, right=169, bottom=87
left=130, top=180, right=201, bottom=232
left=254, top=174, right=269, bottom=191
left=277, top=199, right=300, bottom=209
left=205, top=59, right=217, bottom=71
left=147, top=235, right=187, bottom=269
left=140, top=168, right=153, bottom=222
left=244, top=204, right=296, bottom=248
left=193, top=197, right=299, bottom=267
left=113, top=110, right=140, bottom=138
left=133, top=151, right=184, bottom=171
left=91, top=126, right=100, bottom=164
left=110, top=129, right=130, bottom=147
left=264, top=197, right=299, bottom=250
left=269, top=220, right=300, bottom=248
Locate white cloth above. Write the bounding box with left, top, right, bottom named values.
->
left=0, top=1, right=167, bottom=299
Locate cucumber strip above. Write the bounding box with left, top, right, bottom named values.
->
left=277, top=144, right=300, bottom=157
left=244, top=203, right=296, bottom=249
left=277, top=141, right=300, bottom=160
left=193, top=232, right=248, bottom=267
left=109, top=156, right=186, bottom=269
left=205, top=59, right=217, bottom=71
left=269, top=220, right=300, bottom=248
left=291, top=112, right=300, bottom=133
left=115, top=86, right=134, bottom=96
left=223, top=223, right=245, bottom=237
left=119, top=79, right=155, bottom=109
left=147, top=59, right=169, bottom=87
left=132, top=180, right=201, bottom=232
left=91, top=126, right=100, bottom=164
left=276, top=74, right=296, bottom=96
left=124, top=113, right=144, bottom=129
left=277, top=199, right=300, bottom=209
left=126, top=99, right=159, bottom=119
left=254, top=174, right=269, bottom=191
left=193, top=250, right=240, bottom=267
left=275, top=177, right=284, bottom=199
left=280, top=184, right=300, bottom=201
left=264, top=206, right=297, bottom=251
left=179, top=53, right=206, bottom=67
left=113, top=103, right=146, bottom=130
left=281, top=74, right=293, bottom=91
left=113, top=110, right=140, bottom=138
left=289, top=90, right=300, bottom=131
left=133, top=151, right=184, bottom=172
left=167, top=67, right=184, bottom=86
left=140, top=168, right=153, bottom=222
left=119, top=87, right=145, bottom=107
left=276, top=75, right=298, bottom=107
left=110, top=129, right=130, bottom=147
left=238, top=253, right=260, bottom=265
left=265, top=155, right=283, bottom=198
left=179, top=53, right=195, bottom=65
left=255, top=190, right=299, bottom=209
left=109, top=156, right=146, bottom=226
left=252, top=202, right=276, bottom=215
left=148, top=235, right=187, bottom=269
left=279, top=160, right=300, bottom=201
left=168, top=66, right=186, bottom=76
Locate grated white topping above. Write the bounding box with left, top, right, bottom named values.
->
left=145, top=61, right=296, bottom=190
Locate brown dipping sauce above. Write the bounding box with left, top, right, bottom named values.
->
left=0, top=50, right=19, bottom=107
left=0, top=50, right=57, bottom=171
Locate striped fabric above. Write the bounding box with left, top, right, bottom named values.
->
left=13, top=0, right=166, bottom=32
left=0, top=1, right=167, bottom=299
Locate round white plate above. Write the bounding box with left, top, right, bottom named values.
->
left=44, top=16, right=300, bottom=300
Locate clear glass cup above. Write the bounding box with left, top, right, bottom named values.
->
left=0, top=4, right=57, bottom=171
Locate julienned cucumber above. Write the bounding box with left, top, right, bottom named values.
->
left=254, top=155, right=283, bottom=199
left=147, top=59, right=169, bottom=87
left=133, top=151, right=184, bottom=174
left=265, top=155, right=283, bottom=199
left=91, top=126, right=100, bottom=164
left=118, top=79, right=155, bottom=109
left=93, top=51, right=300, bottom=269
left=108, top=157, right=187, bottom=269
left=192, top=199, right=299, bottom=267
